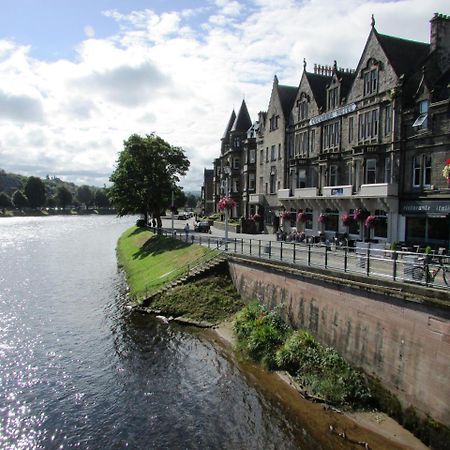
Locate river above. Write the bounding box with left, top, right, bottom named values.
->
left=0, top=215, right=395, bottom=449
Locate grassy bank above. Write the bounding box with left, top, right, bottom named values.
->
left=117, top=226, right=211, bottom=301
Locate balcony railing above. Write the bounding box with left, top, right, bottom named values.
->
left=293, top=187, right=319, bottom=198
left=322, top=185, right=353, bottom=197
left=359, top=183, right=398, bottom=197
left=277, top=189, right=291, bottom=200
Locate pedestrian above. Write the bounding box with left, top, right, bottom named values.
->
left=184, top=222, right=190, bottom=240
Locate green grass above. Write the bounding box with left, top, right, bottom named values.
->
left=117, top=226, right=211, bottom=301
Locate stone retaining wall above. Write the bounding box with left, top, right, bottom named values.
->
left=228, top=256, right=450, bottom=426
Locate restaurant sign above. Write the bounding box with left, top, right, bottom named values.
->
left=400, top=200, right=450, bottom=215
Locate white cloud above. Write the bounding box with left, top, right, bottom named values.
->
left=84, top=25, right=96, bottom=38
left=0, top=0, right=448, bottom=189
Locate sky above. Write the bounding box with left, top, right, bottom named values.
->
left=0, top=0, right=448, bottom=191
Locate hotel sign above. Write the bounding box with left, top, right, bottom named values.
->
left=309, top=103, right=357, bottom=126
left=400, top=200, right=450, bottom=215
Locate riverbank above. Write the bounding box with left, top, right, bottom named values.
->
left=116, top=228, right=439, bottom=449
left=0, top=208, right=116, bottom=218
left=212, top=320, right=428, bottom=450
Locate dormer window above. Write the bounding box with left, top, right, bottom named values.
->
left=328, top=86, right=339, bottom=110
left=297, top=97, right=309, bottom=121
left=413, top=100, right=429, bottom=130
left=269, top=114, right=279, bottom=131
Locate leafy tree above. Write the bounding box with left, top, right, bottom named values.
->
left=24, top=176, right=46, bottom=208
left=46, top=197, right=57, bottom=208
left=0, top=192, right=12, bottom=208
left=12, top=190, right=28, bottom=208
left=109, top=133, right=190, bottom=225
left=57, top=186, right=73, bottom=210
left=94, top=189, right=110, bottom=208
left=76, top=185, right=93, bottom=209
left=186, top=193, right=198, bottom=209
left=174, top=188, right=187, bottom=210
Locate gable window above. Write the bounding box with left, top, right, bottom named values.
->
left=363, top=68, right=378, bottom=96
left=413, top=100, right=429, bottom=130
left=297, top=100, right=308, bottom=121
left=328, top=86, right=339, bottom=110
left=365, top=159, right=377, bottom=184
left=234, top=137, right=240, bottom=148
left=269, top=114, right=279, bottom=131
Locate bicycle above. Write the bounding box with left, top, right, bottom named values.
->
left=412, top=255, right=449, bottom=286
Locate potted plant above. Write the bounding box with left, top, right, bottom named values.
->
left=318, top=213, right=328, bottom=224
left=364, top=215, right=376, bottom=228
left=341, top=212, right=354, bottom=227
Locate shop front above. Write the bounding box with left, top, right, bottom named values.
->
left=400, top=200, right=450, bottom=249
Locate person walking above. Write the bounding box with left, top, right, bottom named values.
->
left=184, top=222, right=190, bottom=241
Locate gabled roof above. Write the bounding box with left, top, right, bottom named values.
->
left=222, top=110, right=236, bottom=141
left=376, top=31, right=430, bottom=77
left=335, top=70, right=356, bottom=100
left=277, top=84, right=298, bottom=119
left=231, top=100, right=252, bottom=133
left=305, top=72, right=331, bottom=111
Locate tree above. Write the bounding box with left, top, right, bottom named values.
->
left=94, top=189, right=110, bottom=208
left=76, top=185, right=93, bottom=209
left=0, top=192, right=12, bottom=208
left=57, top=186, right=73, bottom=210
left=24, top=176, right=46, bottom=208
left=12, top=190, right=28, bottom=208
left=186, top=193, right=198, bottom=209
left=173, top=188, right=187, bottom=210
left=109, top=133, right=190, bottom=226
left=46, top=197, right=57, bottom=208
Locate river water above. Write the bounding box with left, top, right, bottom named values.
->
left=0, top=215, right=368, bottom=449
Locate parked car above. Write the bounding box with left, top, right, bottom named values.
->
left=177, top=212, right=188, bottom=220
left=194, top=221, right=211, bottom=233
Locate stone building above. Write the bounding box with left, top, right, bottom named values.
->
left=205, top=13, right=450, bottom=247
left=200, top=169, right=214, bottom=216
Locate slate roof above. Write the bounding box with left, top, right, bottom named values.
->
left=305, top=72, right=331, bottom=111
left=336, top=70, right=356, bottom=100
left=231, top=100, right=252, bottom=133
left=277, top=84, right=298, bottom=119
left=222, top=110, right=236, bottom=142
left=376, top=31, right=430, bottom=77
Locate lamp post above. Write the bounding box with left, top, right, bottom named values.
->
left=171, top=190, right=174, bottom=235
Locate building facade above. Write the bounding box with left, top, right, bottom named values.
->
left=204, top=13, right=450, bottom=247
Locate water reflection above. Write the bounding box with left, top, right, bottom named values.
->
left=0, top=215, right=344, bottom=449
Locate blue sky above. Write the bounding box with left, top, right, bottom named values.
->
left=0, top=0, right=448, bottom=190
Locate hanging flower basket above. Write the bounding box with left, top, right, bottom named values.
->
left=218, top=196, right=236, bottom=211
left=353, top=208, right=369, bottom=222
left=442, top=158, right=450, bottom=185
left=297, top=212, right=307, bottom=223
left=341, top=212, right=354, bottom=227
left=252, top=213, right=261, bottom=221
left=364, top=215, right=377, bottom=228
left=318, top=213, right=328, bottom=224
left=281, top=210, right=290, bottom=219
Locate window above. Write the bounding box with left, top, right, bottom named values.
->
left=297, top=131, right=308, bottom=156
left=265, top=147, right=269, bottom=162
left=323, top=122, right=340, bottom=149
left=328, top=87, right=339, bottom=109
left=249, top=149, right=256, bottom=164
left=348, top=116, right=354, bottom=143
left=234, top=137, right=240, bottom=148
left=233, top=157, right=240, bottom=169
left=270, top=175, right=276, bottom=194
left=413, top=100, right=429, bottom=130
left=270, top=145, right=276, bottom=161
left=260, top=149, right=263, bottom=164
left=363, top=68, right=378, bottom=96
left=309, top=129, right=315, bottom=154
left=232, top=178, right=239, bottom=192
left=365, top=159, right=377, bottom=184
left=324, top=209, right=339, bottom=232
left=265, top=182, right=268, bottom=194
left=373, top=210, right=387, bottom=238
left=358, top=109, right=379, bottom=141
left=348, top=209, right=360, bottom=235
left=384, top=104, right=392, bottom=135
left=384, top=156, right=391, bottom=183
left=259, top=176, right=264, bottom=192
left=278, top=143, right=282, bottom=159
left=296, top=169, right=306, bottom=188
left=347, top=162, right=353, bottom=185
left=329, top=165, right=338, bottom=186
left=297, top=100, right=308, bottom=121
left=304, top=208, right=313, bottom=230
left=248, top=173, right=256, bottom=190
left=413, top=154, right=432, bottom=188
left=269, top=114, right=279, bottom=131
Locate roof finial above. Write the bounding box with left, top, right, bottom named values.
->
left=303, top=58, right=307, bottom=70
left=333, top=60, right=337, bottom=72
left=274, top=74, right=279, bottom=85
left=371, top=14, right=375, bottom=28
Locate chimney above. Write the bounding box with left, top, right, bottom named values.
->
left=430, top=13, right=450, bottom=72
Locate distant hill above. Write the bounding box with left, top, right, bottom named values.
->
left=0, top=169, right=95, bottom=198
